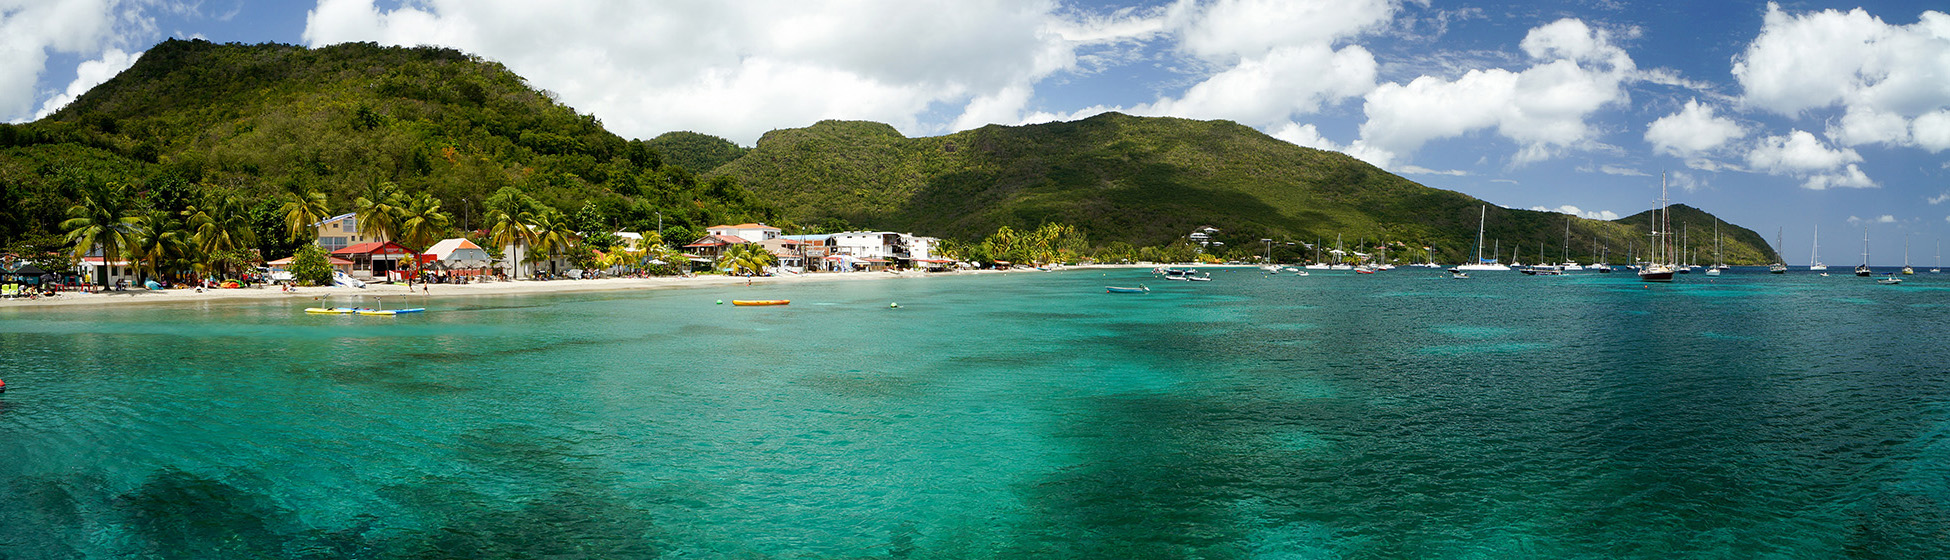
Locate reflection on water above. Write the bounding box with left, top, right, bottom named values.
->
left=2, top=268, right=1949, bottom=558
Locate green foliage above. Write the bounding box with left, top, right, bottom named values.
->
left=645, top=131, right=746, bottom=174
left=712, top=113, right=1781, bottom=265
left=288, top=243, right=333, bottom=286
left=1, top=38, right=775, bottom=259
left=719, top=243, right=777, bottom=276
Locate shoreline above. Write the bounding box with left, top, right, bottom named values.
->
left=0, top=264, right=1166, bottom=310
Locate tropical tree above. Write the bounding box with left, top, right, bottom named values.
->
left=280, top=190, right=330, bottom=243
left=486, top=192, right=538, bottom=279
left=129, top=209, right=190, bottom=283
left=395, top=193, right=452, bottom=251
left=183, top=194, right=259, bottom=278
left=719, top=243, right=778, bottom=276
left=287, top=243, right=334, bottom=286
left=353, top=181, right=404, bottom=243
left=528, top=208, right=576, bottom=276
left=61, top=182, right=142, bottom=286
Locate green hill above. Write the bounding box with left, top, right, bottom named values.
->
left=1, top=38, right=775, bottom=256
left=706, top=113, right=1783, bottom=264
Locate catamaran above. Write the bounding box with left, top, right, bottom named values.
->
left=1455, top=205, right=1511, bottom=271
left=1638, top=173, right=1676, bottom=282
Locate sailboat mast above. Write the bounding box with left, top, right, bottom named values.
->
left=1475, top=205, right=1487, bottom=264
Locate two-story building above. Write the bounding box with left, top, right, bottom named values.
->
left=313, top=213, right=386, bottom=252
left=706, top=223, right=781, bottom=242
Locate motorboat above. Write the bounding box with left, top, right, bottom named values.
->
left=1105, top=285, right=1149, bottom=293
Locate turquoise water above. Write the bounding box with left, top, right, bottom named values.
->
left=3, top=268, right=1949, bottom=558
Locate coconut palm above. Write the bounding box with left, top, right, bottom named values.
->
left=354, top=181, right=403, bottom=243
left=129, top=209, right=190, bottom=283
left=527, top=208, right=576, bottom=276
left=61, top=182, right=142, bottom=286
left=395, top=193, right=452, bottom=252
left=280, top=190, right=330, bottom=242
left=720, top=243, right=778, bottom=276
left=182, top=194, right=258, bottom=278
left=487, top=207, right=536, bottom=279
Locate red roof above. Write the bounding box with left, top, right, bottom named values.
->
left=332, top=241, right=413, bottom=256
left=683, top=234, right=752, bottom=248
left=708, top=223, right=780, bottom=231
left=268, top=256, right=354, bottom=266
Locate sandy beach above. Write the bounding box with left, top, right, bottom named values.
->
left=0, top=265, right=1160, bottom=309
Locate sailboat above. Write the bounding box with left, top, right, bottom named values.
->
left=1638, top=173, right=1676, bottom=282
left=1455, top=206, right=1511, bottom=271
left=1561, top=218, right=1582, bottom=270
left=1934, top=239, right=1941, bottom=274
left=1306, top=238, right=1331, bottom=270
left=1330, top=234, right=1353, bottom=270
left=1809, top=225, right=1827, bottom=271
left=1769, top=227, right=1787, bottom=273
left=1902, top=234, right=1914, bottom=275
left=1855, top=226, right=1872, bottom=277
left=1707, top=221, right=1725, bottom=275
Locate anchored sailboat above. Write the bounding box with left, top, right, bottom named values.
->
left=1769, top=227, right=1787, bottom=273
left=1809, top=225, right=1826, bottom=271
left=1638, top=173, right=1676, bottom=282
left=1856, top=226, right=1872, bottom=277
left=1456, top=205, right=1511, bottom=271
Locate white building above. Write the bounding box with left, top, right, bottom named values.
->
left=706, top=223, right=782, bottom=242
left=829, top=231, right=940, bottom=266
left=313, top=213, right=385, bottom=252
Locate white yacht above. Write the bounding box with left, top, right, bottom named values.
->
left=1809, top=225, right=1826, bottom=271
left=1455, top=205, right=1512, bottom=271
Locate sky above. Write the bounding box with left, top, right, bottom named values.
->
left=4, top=0, right=1949, bottom=265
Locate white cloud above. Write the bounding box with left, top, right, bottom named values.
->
left=1135, top=43, right=1377, bottom=127
left=1645, top=98, right=1744, bottom=156
left=1397, top=165, right=1468, bottom=176
left=1915, top=110, right=1950, bottom=152
left=1598, top=165, right=1647, bottom=177
left=303, top=0, right=1106, bottom=144
left=1356, top=18, right=1636, bottom=166
left=1529, top=205, right=1619, bottom=220
left=0, top=0, right=155, bottom=122
left=1848, top=215, right=1898, bottom=224
left=1931, top=191, right=1950, bottom=205
left=1745, top=129, right=1876, bottom=189
left=1732, top=4, right=1950, bottom=150
left=1667, top=170, right=1706, bottom=192
left=32, top=48, right=141, bottom=120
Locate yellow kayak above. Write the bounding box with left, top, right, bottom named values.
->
left=731, top=299, right=790, bottom=306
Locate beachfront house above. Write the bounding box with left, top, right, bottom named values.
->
left=778, top=234, right=833, bottom=271
left=333, top=241, right=414, bottom=280
left=756, top=237, right=809, bottom=271
left=682, top=234, right=751, bottom=262
left=77, top=256, right=139, bottom=286
left=421, top=238, right=492, bottom=279
left=707, top=223, right=781, bottom=242
left=266, top=255, right=355, bottom=277
left=313, top=213, right=387, bottom=252
left=828, top=231, right=942, bottom=270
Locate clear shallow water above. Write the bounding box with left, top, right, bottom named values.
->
left=2, top=268, right=1948, bottom=558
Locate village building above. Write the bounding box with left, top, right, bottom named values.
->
left=312, top=213, right=387, bottom=252
left=332, top=241, right=415, bottom=280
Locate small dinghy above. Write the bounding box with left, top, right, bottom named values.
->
left=732, top=299, right=791, bottom=306
left=1105, top=285, right=1149, bottom=293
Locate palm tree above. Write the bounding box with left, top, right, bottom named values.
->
left=395, top=193, right=452, bottom=252
left=183, top=194, right=258, bottom=278
left=129, top=209, right=189, bottom=283
left=354, top=181, right=403, bottom=243
left=280, top=190, right=330, bottom=243
left=487, top=207, right=536, bottom=279
left=528, top=209, right=576, bottom=276
left=720, top=243, right=778, bottom=276
left=61, top=182, right=142, bottom=287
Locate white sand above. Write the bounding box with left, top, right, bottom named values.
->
left=0, top=265, right=1157, bottom=309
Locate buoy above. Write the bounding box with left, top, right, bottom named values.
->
left=716, top=300, right=723, bottom=305
left=890, top=302, right=900, bottom=308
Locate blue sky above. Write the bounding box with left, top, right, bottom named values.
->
left=6, top=0, right=1948, bottom=265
